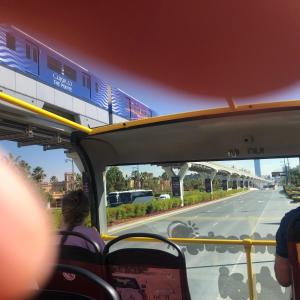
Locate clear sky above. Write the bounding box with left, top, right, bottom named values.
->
left=1, top=31, right=300, bottom=180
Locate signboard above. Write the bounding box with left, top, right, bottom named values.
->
left=222, top=179, right=228, bottom=191
left=205, top=178, right=212, bottom=193
left=82, top=172, right=89, bottom=195
left=171, top=176, right=181, bottom=197
left=272, top=171, right=286, bottom=177
left=232, top=180, right=237, bottom=189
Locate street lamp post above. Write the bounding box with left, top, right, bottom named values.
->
left=65, top=158, right=74, bottom=191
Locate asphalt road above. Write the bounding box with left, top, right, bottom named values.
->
left=111, top=189, right=296, bottom=300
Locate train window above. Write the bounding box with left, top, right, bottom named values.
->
left=26, top=44, right=31, bottom=59
left=6, top=33, right=16, bottom=51
left=95, top=82, right=99, bottom=93
left=47, top=56, right=62, bottom=74
left=64, top=64, right=76, bottom=81
left=32, top=48, right=38, bottom=63
left=82, top=73, right=91, bottom=89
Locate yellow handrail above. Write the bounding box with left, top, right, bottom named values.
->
left=101, top=234, right=276, bottom=300
left=101, top=234, right=276, bottom=246
left=0, top=92, right=92, bottom=134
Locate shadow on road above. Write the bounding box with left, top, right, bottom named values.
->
left=218, top=266, right=290, bottom=300
left=167, top=220, right=276, bottom=255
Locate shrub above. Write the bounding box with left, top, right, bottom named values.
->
left=52, top=188, right=248, bottom=227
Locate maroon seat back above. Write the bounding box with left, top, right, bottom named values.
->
left=103, top=233, right=191, bottom=300
left=45, top=231, right=106, bottom=299
left=34, top=264, right=120, bottom=300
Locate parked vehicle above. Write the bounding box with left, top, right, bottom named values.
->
left=107, top=190, right=154, bottom=206
left=159, top=194, right=171, bottom=200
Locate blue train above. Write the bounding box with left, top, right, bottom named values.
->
left=0, top=25, right=153, bottom=121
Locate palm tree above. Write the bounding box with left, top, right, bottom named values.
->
left=18, top=160, right=31, bottom=176
left=74, top=173, right=83, bottom=190
left=31, top=166, right=46, bottom=183
left=50, top=176, right=58, bottom=183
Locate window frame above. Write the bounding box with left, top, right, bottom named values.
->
left=47, top=55, right=62, bottom=74
left=6, top=32, right=16, bottom=51
left=63, top=64, right=77, bottom=81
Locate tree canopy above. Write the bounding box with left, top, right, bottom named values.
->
left=31, top=166, right=46, bottom=183
left=106, top=166, right=126, bottom=193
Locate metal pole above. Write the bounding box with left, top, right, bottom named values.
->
left=244, top=239, right=256, bottom=300
left=71, top=159, right=74, bottom=190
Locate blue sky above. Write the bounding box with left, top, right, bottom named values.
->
left=1, top=32, right=300, bottom=180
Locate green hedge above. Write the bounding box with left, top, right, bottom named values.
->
left=107, top=188, right=245, bottom=224
left=106, top=198, right=182, bottom=224
left=284, top=184, right=300, bottom=201
left=183, top=189, right=243, bottom=205
left=51, top=188, right=246, bottom=228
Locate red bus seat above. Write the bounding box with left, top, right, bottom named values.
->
left=103, top=233, right=191, bottom=300
left=46, top=231, right=106, bottom=299
left=33, top=264, right=120, bottom=300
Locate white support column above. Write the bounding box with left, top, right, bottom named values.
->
left=204, top=171, right=217, bottom=194
left=163, top=164, right=189, bottom=207
left=163, top=166, right=176, bottom=178
left=178, top=163, right=190, bottom=207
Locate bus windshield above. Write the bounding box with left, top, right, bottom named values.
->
left=105, top=158, right=293, bottom=299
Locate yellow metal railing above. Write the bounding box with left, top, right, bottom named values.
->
left=102, top=234, right=276, bottom=300
left=0, top=92, right=92, bottom=134
left=3, top=91, right=300, bottom=137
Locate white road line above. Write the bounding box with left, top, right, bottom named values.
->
left=212, top=222, right=218, bottom=227
left=218, top=195, right=272, bottom=300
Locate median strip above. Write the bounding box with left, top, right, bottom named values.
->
left=108, top=189, right=252, bottom=234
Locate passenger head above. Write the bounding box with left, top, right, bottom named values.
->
left=62, top=190, right=90, bottom=228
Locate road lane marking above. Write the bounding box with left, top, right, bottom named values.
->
left=212, top=222, right=218, bottom=227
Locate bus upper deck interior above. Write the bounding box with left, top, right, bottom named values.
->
left=2, top=93, right=300, bottom=300
left=73, top=101, right=300, bottom=300
left=4, top=3, right=300, bottom=299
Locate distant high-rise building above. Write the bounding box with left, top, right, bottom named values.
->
left=254, top=159, right=261, bottom=177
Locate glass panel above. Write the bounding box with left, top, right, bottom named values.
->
left=64, top=64, right=76, bottom=81
left=47, top=56, right=62, bottom=73
left=6, top=32, right=16, bottom=51
left=26, top=44, right=31, bottom=59
left=105, top=158, right=297, bottom=299
left=32, top=48, right=38, bottom=63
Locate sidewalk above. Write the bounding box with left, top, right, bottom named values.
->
left=108, top=189, right=252, bottom=234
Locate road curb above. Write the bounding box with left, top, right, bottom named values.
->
left=108, top=189, right=253, bottom=234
